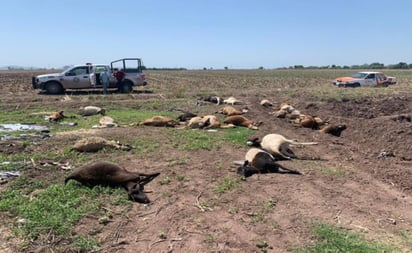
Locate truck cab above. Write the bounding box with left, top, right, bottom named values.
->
left=62, top=64, right=120, bottom=89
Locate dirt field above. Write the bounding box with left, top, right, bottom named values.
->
left=0, top=69, right=411, bottom=252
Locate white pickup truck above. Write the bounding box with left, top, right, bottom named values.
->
left=32, top=58, right=147, bottom=94
left=333, top=71, right=396, bottom=88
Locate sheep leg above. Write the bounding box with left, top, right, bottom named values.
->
left=137, top=172, right=161, bottom=186
left=289, top=141, right=318, bottom=145
left=280, top=144, right=297, bottom=159
left=276, top=163, right=302, bottom=175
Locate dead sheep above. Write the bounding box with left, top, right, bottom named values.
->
left=79, top=106, right=106, bottom=116
left=48, top=111, right=65, bottom=122
left=319, top=124, right=347, bottom=137
left=72, top=136, right=132, bottom=152
left=247, top=133, right=318, bottom=160
left=166, top=108, right=198, bottom=122
left=237, top=148, right=301, bottom=177
left=197, top=115, right=220, bottom=129
left=99, top=116, right=117, bottom=127
left=202, top=115, right=237, bottom=129
left=273, top=103, right=300, bottom=118
left=216, top=105, right=245, bottom=116
left=200, top=95, right=223, bottom=105
left=187, top=115, right=235, bottom=129
left=65, top=161, right=160, bottom=203
left=292, top=114, right=325, bottom=129
left=279, top=103, right=296, bottom=113
left=291, top=114, right=315, bottom=128
left=284, top=110, right=302, bottom=120
left=223, top=96, right=243, bottom=105
left=176, top=112, right=197, bottom=122
left=201, top=115, right=221, bottom=129
left=139, top=116, right=178, bottom=127
left=223, top=115, right=261, bottom=130
left=260, top=99, right=273, bottom=108
left=92, top=116, right=118, bottom=128
left=187, top=116, right=206, bottom=129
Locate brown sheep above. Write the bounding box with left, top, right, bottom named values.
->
left=293, top=114, right=315, bottom=128
left=292, top=114, right=324, bottom=129
left=314, top=116, right=325, bottom=126
left=48, top=111, right=65, bottom=122
left=223, top=115, right=261, bottom=130
left=65, top=161, right=160, bottom=203
left=319, top=124, right=347, bottom=137
left=216, top=105, right=244, bottom=116
left=139, top=116, right=178, bottom=127
left=273, top=103, right=300, bottom=118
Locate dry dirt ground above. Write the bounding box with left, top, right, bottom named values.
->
left=0, top=70, right=411, bottom=252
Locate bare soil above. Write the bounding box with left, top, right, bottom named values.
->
left=0, top=70, right=411, bottom=252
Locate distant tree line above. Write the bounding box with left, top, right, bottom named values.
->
left=145, top=62, right=412, bottom=71
left=287, top=62, right=412, bottom=70
left=142, top=66, right=187, bottom=71
left=4, top=66, right=52, bottom=70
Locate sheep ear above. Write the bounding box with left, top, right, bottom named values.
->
left=139, top=172, right=160, bottom=186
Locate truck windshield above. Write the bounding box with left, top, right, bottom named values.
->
left=351, top=73, right=368, bottom=79
left=93, top=65, right=107, bottom=73
left=64, top=66, right=89, bottom=76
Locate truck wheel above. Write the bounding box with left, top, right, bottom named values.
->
left=119, top=81, right=133, bottom=93
left=46, top=82, right=64, bottom=94
left=353, top=83, right=360, bottom=88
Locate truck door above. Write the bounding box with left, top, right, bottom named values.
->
left=61, top=66, right=91, bottom=88
left=365, top=73, right=376, bottom=86
left=376, top=73, right=385, bottom=86
left=90, top=65, right=114, bottom=87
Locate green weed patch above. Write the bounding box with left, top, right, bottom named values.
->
left=294, top=223, right=397, bottom=253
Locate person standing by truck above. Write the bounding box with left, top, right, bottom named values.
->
left=100, top=67, right=111, bottom=94
left=114, top=68, right=125, bottom=88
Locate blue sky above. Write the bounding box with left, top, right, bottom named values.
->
left=1, top=0, right=410, bottom=69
